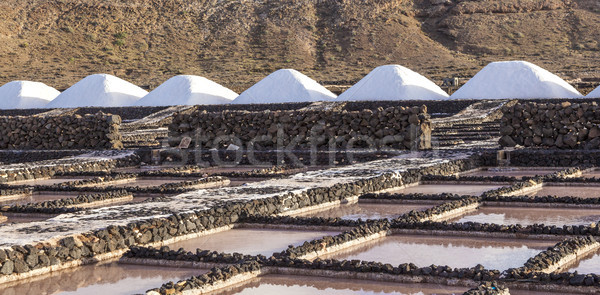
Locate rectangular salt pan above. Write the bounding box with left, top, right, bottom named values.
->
left=527, top=186, right=600, bottom=198
left=461, top=168, right=559, bottom=178
left=6, top=177, right=92, bottom=186
left=563, top=250, right=600, bottom=275
left=99, top=177, right=195, bottom=188
left=296, top=202, right=437, bottom=221
left=449, top=206, right=600, bottom=226
left=167, top=228, right=339, bottom=256
left=0, top=261, right=205, bottom=295
left=0, top=191, right=82, bottom=206
left=391, top=184, right=503, bottom=196
left=325, top=235, right=554, bottom=271
left=215, top=274, right=467, bottom=295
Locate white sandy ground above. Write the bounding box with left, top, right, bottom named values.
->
left=0, top=150, right=473, bottom=248
left=134, top=75, right=237, bottom=106
left=450, top=61, right=583, bottom=100
left=0, top=81, right=60, bottom=109
left=45, top=74, right=148, bottom=108
left=232, top=69, right=337, bottom=104
left=336, top=65, right=449, bottom=101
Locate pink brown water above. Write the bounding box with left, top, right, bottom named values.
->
left=167, top=228, right=339, bottom=256
left=391, top=184, right=503, bottom=196
left=449, top=206, right=600, bottom=226
left=0, top=191, right=81, bottom=206
left=215, top=274, right=467, bottom=295
left=0, top=261, right=205, bottom=295
left=563, top=249, right=600, bottom=274
left=527, top=186, right=600, bottom=198
left=324, top=235, right=554, bottom=271
left=1, top=213, right=52, bottom=224
left=103, top=177, right=196, bottom=188
left=296, top=202, right=437, bottom=221
left=582, top=169, right=600, bottom=179
left=461, top=168, right=559, bottom=178
left=7, top=176, right=92, bottom=186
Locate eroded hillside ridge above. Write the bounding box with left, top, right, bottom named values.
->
left=0, top=0, right=598, bottom=93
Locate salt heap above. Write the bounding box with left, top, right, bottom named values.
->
left=587, top=85, right=600, bottom=98
left=0, top=81, right=60, bottom=109
left=46, top=74, right=148, bottom=108
left=135, top=75, right=237, bottom=106
left=451, top=61, right=583, bottom=99
left=336, top=65, right=449, bottom=101
left=231, top=69, right=336, bottom=104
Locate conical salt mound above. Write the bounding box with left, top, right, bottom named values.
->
left=336, top=65, right=449, bottom=101
left=232, top=69, right=336, bottom=104
left=0, top=81, right=60, bottom=109
left=46, top=74, right=148, bottom=108
left=135, top=75, right=237, bottom=106
left=587, top=85, right=600, bottom=98
left=451, top=61, right=583, bottom=99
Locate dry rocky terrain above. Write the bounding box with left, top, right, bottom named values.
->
left=0, top=0, right=599, bottom=93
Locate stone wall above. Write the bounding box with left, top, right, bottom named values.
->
left=500, top=101, right=600, bottom=149
left=0, top=112, right=123, bottom=150
left=168, top=106, right=432, bottom=150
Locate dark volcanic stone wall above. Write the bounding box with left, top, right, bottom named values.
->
left=0, top=112, right=123, bottom=150
left=168, top=106, right=432, bottom=150
left=499, top=101, right=600, bottom=149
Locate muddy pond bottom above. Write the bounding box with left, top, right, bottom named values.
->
left=214, top=274, right=467, bottom=295
left=295, top=202, right=437, bottom=221
left=461, top=168, right=559, bottom=178
left=527, top=185, right=600, bottom=198
left=0, top=261, right=205, bottom=295
left=324, top=235, right=554, bottom=271
left=167, top=228, right=339, bottom=256
left=391, top=184, right=503, bottom=196
left=448, top=206, right=600, bottom=226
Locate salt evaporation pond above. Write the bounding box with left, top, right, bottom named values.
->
left=391, top=184, right=503, bottom=196
left=216, top=274, right=466, bottom=295
left=296, top=202, right=438, bottom=221
left=527, top=185, right=600, bottom=198
left=167, top=228, right=339, bottom=256
left=95, top=177, right=197, bottom=188
left=0, top=191, right=82, bottom=206
left=7, top=176, right=92, bottom=186
left=335, top=64, right=449, bottom=101
left=450, top=61, right=583, bottom=99
left=461, top=168, right=560, bottom=178
left=449, top=206, right=600, bottom=226
left=0, top=261, right=204, bottom=295
left=326, top=235, right=554, bottom=270
left=564, top=250, right=600, bottom=274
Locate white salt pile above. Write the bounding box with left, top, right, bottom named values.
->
left=0, top=81, right=60, bottom=109
left=46, top=74, right=148, bottom=108
left=231, top=69, right=336, bottom=104
left=134, top=75, right=237, bottom=106
left=587, top=85, right=600, bottom=98
left=336, top=65, right=449, bottom=101
left=451, top=61, right=583, bottom=99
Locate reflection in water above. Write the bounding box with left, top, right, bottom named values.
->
left=0, top=192, right=81, bottom=206
left=0, top=261, right=205, bottom=295
left=325, top=235, right=553, bottom=271
left=564, top=250, right=600, bottom=274
left=461, top=168, right=558, bottom=178
left=449, top=206, right=600, bottom=226
left=391, top=184, right=503, bottom=196
left=168, top=228, right=339, bottom=256
left=7, top=177, right=91, bottom=186
left=297, top=203, right=435, bottom=221
left=215, top=274, right=466, bottom=295
left=100, top=178, right=194, bottom=188
left=528, top=186, right=600, bottom=198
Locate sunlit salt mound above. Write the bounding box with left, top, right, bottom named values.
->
left=46, top=74, right=148, bottom=108
left=135, top=75, right=237, bottom=106
left=587, top=85, right=600, bottom=98
left=336, top=65, right=449, bottom=101
left=0, top=81, right=60, bottom=109
left=232, top=69, right=336, bottom=104
left=451, top=61, right=583, bottom=99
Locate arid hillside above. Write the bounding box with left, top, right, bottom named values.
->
left=0, top=0, right=599, bottom=93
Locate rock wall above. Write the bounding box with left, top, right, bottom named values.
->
left=168, top=106, right=432, bottom=150
left=0, top=112, right=123, bottom=150
left=500, top=101, right=600, bottom=149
